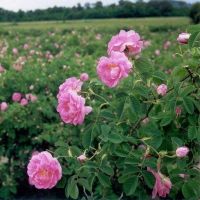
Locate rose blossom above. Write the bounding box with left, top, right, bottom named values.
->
left=57, top=91, right=92, bottom=125
left=27, top=151, right=62, bottom=189
left=177, top=33, right=191, bottom=45
left=20, top=98, right=28, bottom=106
left=107, top=30, right=143, bottom=56
left=57, top=77, right=83, bottom=98
left=12, top=92, right=22, bottom=102
left=12, top=48, right=18, bottom=55
left=156, top=84, right=167, bottom=96
left=176, top=146, right=189, bottom=158
left=77, top=154, right=87, bottom=163
left=0, top=65, right=5, bottom=73
left=80, top=73, right=89, bottom=82
left=0, top=102, right=8, bottom=111
left=147, top=167, right=172, bottom=199
left=97, top=51, right=132, bottom=88
left=23, top=44, right=29, bottom=50
left=26, top=94, right=37, bottom=102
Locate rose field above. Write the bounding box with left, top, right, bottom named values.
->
left=0, top=17, right=200, bottom=200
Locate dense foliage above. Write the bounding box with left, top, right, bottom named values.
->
left=0, top=20, right=200, bottom=200
left=0, top=0, right=191, bottom=22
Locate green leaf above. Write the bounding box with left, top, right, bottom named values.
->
left=142, top=171, right=154, bottom=188
left=78, top=178, right=91, bottom=192
left=182, top=180, right=200, bottom=199
left=123, top=176, right=138, bottom=196
left=160, top=115, right=172, bottom=126
left=108, top=132, right=123, bottom=144
left=66, top=177, right=79, bottom=199
left=182, top=97, right=194, bottom=114
left=129, top=96, right=142, bottom=116
left=188, top=126, right=198, bottom=140
left=152, top=71, right=167, bottom=82
left=97, top=172, right=110, bottom=188
left=189, top=31, right=200, bottom=49
left=82, top=127, right=93, bottom=148
left=100, top=164, right=114, bottom=176
left=179, top=85, right=196, bottom=97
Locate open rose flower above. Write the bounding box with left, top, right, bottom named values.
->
left=27, top=151, right=62, bottom=189
left=97, top=51, right=132, bottom=88
left=156, top=84, right=167, bottom=96
left=57, top=91, right=92, bottom=125
left=12, top=92, right=22, bottom=102
left=0, top=102, right=8, bottom=111
left=57, top=77, right=83, bottom=98
left=147, top=167, right=172, bottom=199
left=177, top=33, right=191, bottom=45
left=107, top=30, right=143, bottom=56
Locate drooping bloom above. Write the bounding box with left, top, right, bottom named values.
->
left=156, top=84, right=167, bottom=96
left=97, top=51, right=132, bottom=88
left=80, top=73, right=89, bottom=82
left=177, top=33, right=191, bottom=45
left=0, top=102, right=8, bottom=111
left=147, top=167, right=172, bottom=199
left=57, top=91, right=92, bottom=125
left=27, top=151, right=62, bottom=189
left=77, top=154, right=87, bottom=163
left=175, top=106, right=182, bottom=117
left=176, top=146, right=189, bottom=158
left=57, top=77, right=83, bottom=98
left=12, top=92, right=22, bottom=102
left=107, top=30, right=143, bottom=56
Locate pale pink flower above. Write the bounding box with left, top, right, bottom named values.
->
left=12, top=92, right=22, bottom=102
left=26, top=94, right=37, bottom=102
left=57, top=77, right=83, bottom=98
left=179, top=174, right=189, bottom=179
left=177, top=33, right=191, bottom=45
left=57, top=91, right=92, bottom=125
left=27, top=151, right=62, bottom=189
left=147, top=167, right=172, bottom=199
left=176, top=146, right=189, bottom=158
left=163, top=41, right=171, bottom=50
left=12, top=48, right=18, bottom=55
left=143, top=40, right=151, bottom=48
left=77, top=154, right=87, bottom=163
left=107, top=30, right=143, bottom=56
left=156, top=84, right=167, bottom=96
left=29, top=50, right=35, bottom=55
left=0, top=65, right=5, bottom=73
left=23, top=44, right=29, bottom=50
left=155, top=49, right=160, bottom=56
left=0, top=102, right=8, bottom=111
left=142, top=117, right=149, bottom=124
left=175, top=106, right=182, bottom=117
left=97, top=51, right=132, bottom=88
left=20, top=98, right=28, bottom=106
left=80, top=73, right=89, bottom=82
left=95, top=33, right=102, bottom=40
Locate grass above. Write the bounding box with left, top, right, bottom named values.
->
left=0, top=17, right=190, bottom=30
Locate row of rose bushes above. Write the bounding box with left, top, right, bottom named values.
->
left=26, top=27, right=200, bottom=200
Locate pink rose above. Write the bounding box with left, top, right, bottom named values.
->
left=0, top=102, right=8, bottom=111
left=156, top=84, right=167, bottom=96
left=0, top=65, right=5, bottom=73
left=97, top=51, right=132, bottom=88
left=177, top=33, right=190, bottom=45
left=57, top=77, right=83, bottom=98
left=77, top=154, right=87, bottom=163
left=176, top=146, right=189, bottom=158
left=12, top=92, right=22, bottom=102
left=147, top=167, right=172, bottom=199
left=20, top=98, right=28, bottom=106
left=80, top=73, right=89, bottom=82
left=26, top=94, right=37, bottom=102
left=57, top=91, right=92, bottom=125
left=163, top=41, right=171, bottom=50
left=23, top=44, right=29, bottom=50
left=107, top=30, right=143, bottom=56
left=12, top=48, right=18, bottom=55
left=27, top=151, right=62, bottom=189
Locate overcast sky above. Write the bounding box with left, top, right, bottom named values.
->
left=0, top=0, right=197, bottom=12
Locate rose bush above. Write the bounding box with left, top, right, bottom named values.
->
left=0, top=23, right=200, bottom=199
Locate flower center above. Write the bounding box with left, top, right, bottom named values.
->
left=39, top=168, right=49, bottom=177
left=108, top=63, right=117, bottom=68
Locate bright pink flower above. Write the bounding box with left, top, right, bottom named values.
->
left=97, top=51, right=132, bottom=88
left=175, top=106, right=182, bottom=117
left=80, top=73, right=89, bottom=82
left=57, top=91, right=92, bottom=125
left=27, top=151, right=62, bottom=189
left=0, top=65, right=5, bottom=73
left=20, top=98, right=28, bottom=106
left=57, top=77, right=83, bottom=98
left=77, top=154, right=87, bottom=163
left=0, top=102, right=8, bottom=111
left=147, top=167, right=172, bottom=199
left=12, top=92, right=22, bottom=102
left=176, top=146, right=189, bottom=158
left=12, top=48, right=18, bottom=55
left=177, top=33, right=190, bottom=45
left=107, top=30, right=143, bottom=56
left=156, top=84, right=167, bottom=96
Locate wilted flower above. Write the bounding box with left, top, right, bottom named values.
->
left=175, top=106, right=182, bottom=117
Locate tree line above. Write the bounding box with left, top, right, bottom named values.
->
left=0, top=0, right=194, bottom=22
